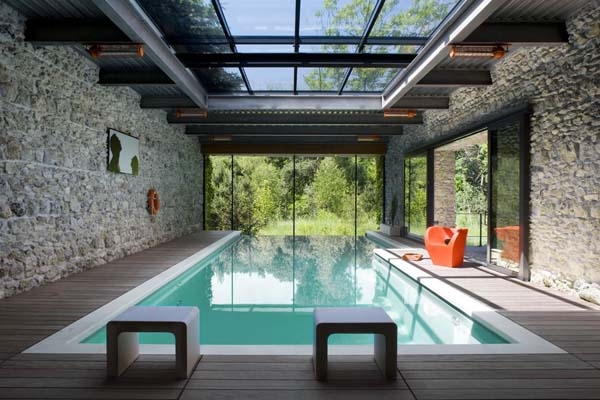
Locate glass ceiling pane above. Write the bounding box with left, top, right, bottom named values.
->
left=344, top=68, right=400, bottom=92
left=237, top=44, right=294, bottom=53
left=137, top=0, right=226, bottom=44
left=193, top=68, right=245, bottom=93
left=370, top=0, right=460, bottom=37
left=300, top=0, right=374, bottom=36
left=297, top=68, right=346, bottom=91
left=300, top=44, right=354, bottom=53
left=220, top=0, right=295, bottom=36
left=363, top=44, right=421, bottom=54
left=245, top=68, right=293, bottom=91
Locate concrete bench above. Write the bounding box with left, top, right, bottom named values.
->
left=107, top=306, right=200, bottom=379
left=313, top=307, right=397, bottom=380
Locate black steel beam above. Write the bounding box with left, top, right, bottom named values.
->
left=211, top=0, right=253, bottom=94
left=201, top=142, right=388, bottom=155
left=392, top=96, right=449, bottom=109
left=99, top=69, right=174, bottom=86
left=140, top=96, right=196, bottom=108
left=25, top=18, right=130, bottom=44
left=141, top=94, right=450, bottom=110
left=169, top=35, right=428, bottom=46
left=24, top=20, right=567, bottom=47
left=178, top=52, right=416, bottom=68
left=463, top=22, right=568, bottom=44
left=416, top=70, right=491, bottom=86
left=293, top=0, right=301, bottom=94
left=169, top=112, right=412, bottom=125
left=185, top=124, right=419, bottom=135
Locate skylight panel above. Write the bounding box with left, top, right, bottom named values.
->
left=220, top=0, right=296, bottom=36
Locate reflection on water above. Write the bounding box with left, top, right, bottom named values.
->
left=83, top=236, right=506, bottom=345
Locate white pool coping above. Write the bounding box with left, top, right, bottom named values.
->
left=25, top=238, right=564, bottom=356
left=24, top=231, right=241, bottom=354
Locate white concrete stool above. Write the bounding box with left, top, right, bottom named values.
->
left=107, top=306, right=200, bottom=379
left=313, top=307, right=397, bottom=380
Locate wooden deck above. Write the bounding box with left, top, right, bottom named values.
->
left=1, top=232, right=600, bottom=399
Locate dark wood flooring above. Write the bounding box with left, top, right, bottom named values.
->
left=1, top=231, right=599, bottom=399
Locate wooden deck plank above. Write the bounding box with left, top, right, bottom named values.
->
left=180, top=389, right=416, bottom=400
left=411, top=388, right=600, bottom=399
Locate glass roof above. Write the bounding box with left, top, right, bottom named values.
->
left=137, top=0, right=459, bottom=94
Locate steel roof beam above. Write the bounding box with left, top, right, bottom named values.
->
left=178, top=53, right=416, bottom=68
left=168, top=112, right=408, bottom=125
left=392, top=96, right=449, bottom=109
left=140, top=96, right=196, bottom=109
left=185, top=124, right=418, bottom=136
left=207, top=95, right=383, bottom=110
left=93, top=0, right=208, bottom=108
left=140, top=95, right=449, bottom=110
left=99, top=69, right=174, bottom=86
left=416, top=70, right=491, bottom=86
left=28, top=21, right=566, bottom=48
left=463, top=22, right=568, bottom=45
left=25, top=18, right=130, bottom=44
left=382, top=0, right=510, bottom=108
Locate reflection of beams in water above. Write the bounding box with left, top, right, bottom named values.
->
left=211, top=304, right=360, bottom=311
left=372, top=261, right=443, bottom=344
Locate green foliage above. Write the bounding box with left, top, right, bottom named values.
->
left=130, top=156, right=139, bottom=176
left=313, top=158, right=351, bottom=216
left=205, top=156, right=383, bottom=236
left=140, top=0, right=243, bottom=91
left=404, top=155, right=427, bottom=234
left=455, top=144, right=488, bottom=213
left=304, top=0, right=457, bottom=91
left=108, top=134, right=121, bottom=173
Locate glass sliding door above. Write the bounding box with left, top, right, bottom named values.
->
left=205, top=155, right=233, bottom=230
left=295, top=156, right=355, bottom=236
left=404, top=154, right=428, bottom=237
left=356, top=156, right=383, bottom=236
left=205, top=154, right=383, bottom=238
left=488, top=117, right=529, bottom=278
left=232, top=156, right=293, bottom=235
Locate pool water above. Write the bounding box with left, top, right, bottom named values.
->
left=83, top=236, right=507, bottom=345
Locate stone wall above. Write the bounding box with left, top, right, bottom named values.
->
left=385, top=3, right=600, bottom=303
left=0, top=3, right=204, bottom=299
left=433, top=149, right=455, bottom=226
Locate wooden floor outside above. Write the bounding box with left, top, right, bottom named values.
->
left=1, top=231, right=599, bottom=399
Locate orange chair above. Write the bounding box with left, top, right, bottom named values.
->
left=424, top=226, right=468, bottom=267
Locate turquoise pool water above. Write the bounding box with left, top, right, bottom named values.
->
left=83, top=236, right=507, bottom=345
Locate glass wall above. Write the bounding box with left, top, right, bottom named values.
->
left=205, top=155, right=383, bottom=237
left=489, top=121, right=522, bottom=273
left=205, top=155, right=232, bottom=230
left=404, top=154, right=428, bottom=237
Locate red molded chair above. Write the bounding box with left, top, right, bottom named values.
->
left=424, top=226, right=468, bottom=267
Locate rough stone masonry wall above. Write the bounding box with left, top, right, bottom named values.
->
left=385, top=3, right=600, bottom=304
left=0, top=3, right=204, bottom=299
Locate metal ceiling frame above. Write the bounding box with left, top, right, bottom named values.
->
left=211, top=0, right=253, bottom=94
left=381, top=0, right=510, bottom=108
left=337, top=0, right=387, bottom=95
left=93, top=0, right=209, bottom=108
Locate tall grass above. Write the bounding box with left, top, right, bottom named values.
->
left=259, top=217, right=378, bottom=236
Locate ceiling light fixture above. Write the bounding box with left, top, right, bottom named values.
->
left=87, top=44, right=144, bottom=58
left=383, top=109, right=417, bottom=118
left=211, top=135, right=232, bottom=142
left=357, top=136, right=380, bottom=142
left=175, top=109, right=208, bottom=118
left=449, top=44, right=508, bottom=59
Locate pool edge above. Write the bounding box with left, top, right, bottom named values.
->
left=24, top=231, right=241, bottom=354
